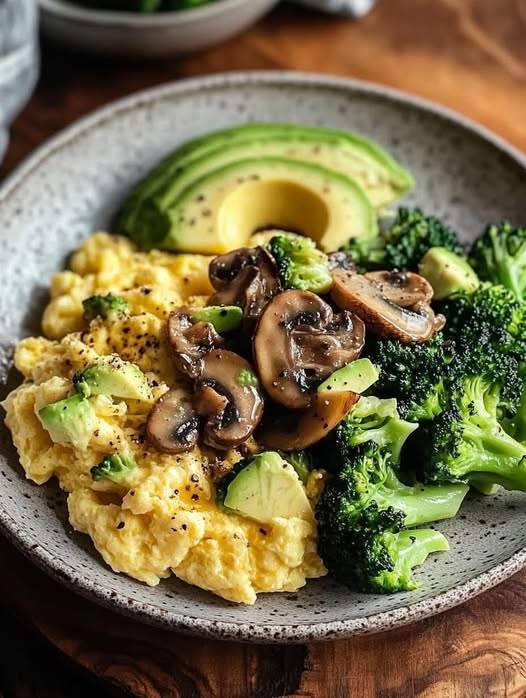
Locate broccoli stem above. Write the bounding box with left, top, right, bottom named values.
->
left=376, top=480, right=468, bottom=527
left=392, top=528, right=449, bottom=582
left=460, top=420, right=526, bottom=490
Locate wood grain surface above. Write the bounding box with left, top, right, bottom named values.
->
left=1, top=1, right=526, bottom=696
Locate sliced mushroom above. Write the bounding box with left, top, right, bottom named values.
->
left=194, top=349, right=264, bottom=450
left=167, top=310, right=224, bottom=379
left=258, top=391, right=359, bottom=451
left=253, top=290, right=365, bottom=409
left=331, top=269, right=445, bottom=344
left=207, top=265, right=259, bottom=309
left=208, top=246, right=281, bottom=326
left=146, top=387, right=200, bottom=454
left=365, top=270, right=434, bottom=307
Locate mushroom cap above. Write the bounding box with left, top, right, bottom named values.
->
left=365, top=270, right=434, bottom=307
left=208, top=246, right=281, bottom=326
left=253, top=289, right=365, bottom=409
left=167, top=310, right=224, bottom=379
left=331, top=269, right=444, bottom=344
left=195, top=349, right=264, bottom=450
left=258, top=390, right=359, bottom=451
left=146, top=386, right=200, bottom=454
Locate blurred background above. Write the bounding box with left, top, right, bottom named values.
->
left=1, top=0, right=525, bottom=178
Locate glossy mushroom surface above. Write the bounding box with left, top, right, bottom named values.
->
left=365, top=270, right=434, bottom=307
left=253, top=290, right=365, bottom=409
left=331, top=269, right=444, bottom=344
left=146, top=387, right=200, bottom=454
left=258, top=391, right=359, bottom=451
left=194, top=349, right=264, bottom=449
left=208, top=246, right=281, bottom=326
left=167, top=310, right=223, bottom=379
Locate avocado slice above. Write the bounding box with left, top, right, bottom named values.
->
left=189, top=305, right=243, bottom=333
left=73, top=355, right=152, bottom=401
left=221, top=451, right=312, bottom=524
left=39, top=393, right=99, bottom=451
left=317, top=358, right=379, bottom=394
left=418, top=247, right=479, bottom=300
left=124, top=156, right=377, bottom=254
left=117, top=123, right=412, bottom=235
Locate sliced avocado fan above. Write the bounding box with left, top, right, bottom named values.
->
left=117, top=123, right=413, bottom=237
left=120, top=156, right=377, bottom=254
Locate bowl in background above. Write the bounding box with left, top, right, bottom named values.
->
left=38, top=0, right=279, bottom=58
left=0, top=0, right=39, bottom=164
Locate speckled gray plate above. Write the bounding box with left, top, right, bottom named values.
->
left=1, top=72, right=526, bottom=643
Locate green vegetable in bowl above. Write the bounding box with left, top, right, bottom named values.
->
left=70, top=0, right=217, bottom=12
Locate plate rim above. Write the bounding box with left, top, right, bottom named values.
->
left=1, top=70, right=526, bottom=643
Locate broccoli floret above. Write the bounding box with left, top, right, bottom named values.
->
left=316, top=442, right=466, bottom=592
left=384, top=208, right=463, bottom=270
left=340, top=235, right=386, bottom=272
left=367, top=335, right=449, bottom=421
left=469, top=222, right=526, bottom=302
left=342, top=208, right=463, bottom=271
left=91, top=452, right=137, bottom=484
left=285, top=450, right=313, bottom=484
left=315, top=396, right=418, bottom=471
left=268, top=234, right=332, bottom=294
left=236, top=368, right=259, bottom=387
left=438, top=283, right=526, bottom=360
left=503, top=382, right=526, bottom=444
left=82, top=293, right=130, bottom=322
left=370, top=284, right=526, bottom=422
left=417, top=374, right=526, bottom=491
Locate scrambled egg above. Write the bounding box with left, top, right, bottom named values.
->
left=2, top=232, right=326, bottom=604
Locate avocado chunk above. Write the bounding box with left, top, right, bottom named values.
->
left=189, top=305, right=243, bottom=333
left=73, top=355, right=152, bottom=401
left=117, top=123, right=412, bottom=236
left=220, top=452, right=312, bottom=524
left=317, top=358, right=379, bottom=394
left=418, top=247, right=479, bottom=300
left=122, top=156, right=377, bottom=254
left=39, top=393, right=98, bottom=451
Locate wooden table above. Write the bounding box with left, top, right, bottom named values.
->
left=2, top=1, right=526, bottom=696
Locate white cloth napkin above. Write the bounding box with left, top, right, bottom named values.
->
left=294, top=0, right=376, bottom=17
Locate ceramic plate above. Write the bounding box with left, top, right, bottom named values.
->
left=1, top=73, right=526, bottom=643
